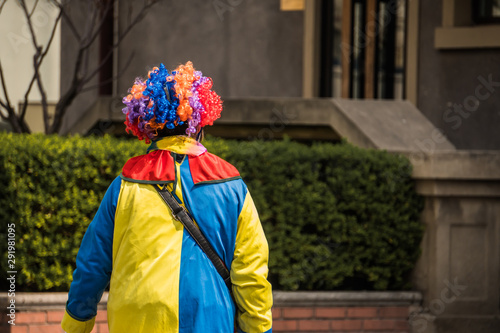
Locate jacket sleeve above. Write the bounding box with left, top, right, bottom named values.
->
left=231, top=191, right=273, bottom=333
left=61, top=176, right=121, bottom=333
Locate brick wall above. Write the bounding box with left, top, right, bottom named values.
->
left=0, top=291, right=421, bottom=333
left=273, top=306, right=410, bottom=332
left=0, top=310, right=108, bottom=333
left=1, top=307, right=411, bottom=333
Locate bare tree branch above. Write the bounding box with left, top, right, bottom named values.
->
left=20, top=6, right=64, bottom=121
left=18, top=0, right=48, bottom=126
left=81, top=0, right=113, bottom=51
left=0, top=99, right=9, bottom=117
left=0, top=0, right=7, bottom=15
left=80, top=52, right=135, bottom=93
left=80, top=47, right=113, bottom=87
left=28, top=0, right=40, bottom=18
left=50, top=0, right=81, bottom=40
left=50, top=45, right=86, bottom=133
left=50, top=1, right=160, bottom=134
left=76, top=1, right=108, bottom=82
left=0, top=98, right=11, bottom=121
left=0, top=102, right=13, bottom=123
left=120, top=1, right=158, bottom=40
left=3, top=0, right=161, bottom=134
left=81, top=1, right=157, bottom=86
left=19, top=77, right=37, bottom=121
left=39, top=7, right=64, bottom=61
left=80, top=0, right=98, bottom=50
left=0, top=59, right=12, bottom=111
left=0, top=60, right=29, bottom=132
left=32, top=54, right=50, bottom=133
left=19, top=0, right=40, bottom=51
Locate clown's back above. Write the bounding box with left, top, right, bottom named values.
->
left=63, top=138, right=273, bottom=333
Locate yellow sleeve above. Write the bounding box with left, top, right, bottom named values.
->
left=231, top=192, right=273, bottom=333
left=61, top=309, right=95, bottom=333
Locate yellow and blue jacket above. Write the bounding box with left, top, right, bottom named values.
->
left=61, top=136, right=273, bottom=333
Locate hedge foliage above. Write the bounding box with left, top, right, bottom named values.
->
left=0, top=133, right=423, bottom=292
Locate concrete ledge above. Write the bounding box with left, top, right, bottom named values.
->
left=394, top=150, right=500, bottom=180
left=2, top=291, right=422, bottom=311
left=216, top=98, right=456, bottom=151
left=0, top=292, right=108, bottom=311
left=273, top=291, right=422, bottom=307
left=435, top=26, right=500, bottom=49
left=66, top=97, right=457, bottom=154
left=415, top=179, right=500, bottom=197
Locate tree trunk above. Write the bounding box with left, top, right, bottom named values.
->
left=7, top=109, right=31, bottom=133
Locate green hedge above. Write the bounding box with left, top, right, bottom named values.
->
left=0, top=133, right=423, bottom=292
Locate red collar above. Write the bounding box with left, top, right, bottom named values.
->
left=121, top=150, right=240, bottom=184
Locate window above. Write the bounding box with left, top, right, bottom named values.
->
left=321, top=0, right=407, bottom=99
left=435, top=0, right=500, bottom=49
left=473, top=0, right=500, bottom=24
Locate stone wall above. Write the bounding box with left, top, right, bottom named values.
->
left=402, top=151, right=500, bottom=333
left=417, top=1, right=500, bottom=150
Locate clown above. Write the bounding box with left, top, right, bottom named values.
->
left=62, top=61, right=273, bottom=333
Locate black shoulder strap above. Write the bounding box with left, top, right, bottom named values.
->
left=152, top=184, right=233, bottom=295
